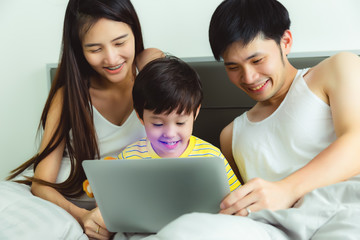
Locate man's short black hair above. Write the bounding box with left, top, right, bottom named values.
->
left=209, top=0, right=291, bottom=60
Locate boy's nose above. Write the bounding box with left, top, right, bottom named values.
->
left=163, top=126, right=176, bottom=138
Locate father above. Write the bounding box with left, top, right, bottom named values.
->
left=143, top=0, right=360, bottom=239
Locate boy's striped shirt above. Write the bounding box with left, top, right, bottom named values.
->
left=118, top=136, right=241, bottom=192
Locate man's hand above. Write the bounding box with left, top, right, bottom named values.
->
left=219, top=178, right=299, bottom=216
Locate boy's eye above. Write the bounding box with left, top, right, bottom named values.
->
left=153, top=123, right=163, bottom=127
left=176, top=122, right=185, bottom=126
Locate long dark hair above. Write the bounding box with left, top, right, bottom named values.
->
left=7, top=0, right=144, bottom=198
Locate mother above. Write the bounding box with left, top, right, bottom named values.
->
left=7, top=0, right=162, bottom=239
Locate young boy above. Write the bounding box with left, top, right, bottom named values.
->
left=83, top=56, right=240, bottom=198
left=119, top=56, right=240, bottom=192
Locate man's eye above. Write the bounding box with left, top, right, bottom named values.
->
left=253, top=58, right=263, bottom=64
left=226, top=66, right=239, bottom=71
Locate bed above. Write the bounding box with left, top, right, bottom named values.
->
left=0, top=52, right=352, bottom=239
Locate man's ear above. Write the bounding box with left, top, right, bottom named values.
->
left=135, top=112, right=144, bottom=125
left=194, top=105, right=201, bottom=120
left=281, top=30, right=293, bottom=56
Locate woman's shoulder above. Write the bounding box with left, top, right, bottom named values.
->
left=136, top=48, right=164, bottom=71
left=51, top=87, right=65, bottom=105
left=44, top=87, right=65, bottom=118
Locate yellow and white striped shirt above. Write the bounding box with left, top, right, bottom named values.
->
left=118, top=136, right=241, bottom=192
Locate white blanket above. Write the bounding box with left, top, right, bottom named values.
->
left=142, top=178, right=360, bottom=240
left=0, top=181, right=88, bottom=240
left=2, top=179, right=360, bottom=240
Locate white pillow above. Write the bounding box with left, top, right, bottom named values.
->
left=0, top=181, right=88, bottom=240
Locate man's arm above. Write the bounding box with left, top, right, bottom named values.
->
left=220, top=121, right=243, bottom=184
left=220, top=52, right=360, bottom=216
left=282, top=52, right=360, bottom=198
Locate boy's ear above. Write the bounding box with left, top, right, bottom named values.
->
left=194, top=105, right=201, bottom=120
left=135, top=112, right=144, bottom=125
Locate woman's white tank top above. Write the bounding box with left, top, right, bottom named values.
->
left=232, top=69, right=336, bottom=183
left=59, top=108, right=145, bottom=209
left=17, top=106, right=145, bottom=209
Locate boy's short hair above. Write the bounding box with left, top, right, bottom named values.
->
left=133, top=56, right=203, bottom=119
left=209, top=0, right=291, bottom=60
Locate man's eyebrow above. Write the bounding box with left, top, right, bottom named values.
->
left=224, top=53, right=261, bottom=65
left=224, top=61, right=237, bottom=66
left=84, top=34, right=128, bottom=48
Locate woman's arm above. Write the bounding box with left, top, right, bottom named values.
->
left=31, top=89, right=111, bottom=239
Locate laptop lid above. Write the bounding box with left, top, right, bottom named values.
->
left=82, top=157, right=230, bottom=233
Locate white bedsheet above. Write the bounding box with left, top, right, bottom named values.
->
left=2, top=178, right=360, bottom=240
left=0, top=181, right=88, bottom=240
left=142, top=178, right=360, bottom=240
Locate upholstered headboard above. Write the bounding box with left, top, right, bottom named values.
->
left=47, top=54, right=334, bottom=148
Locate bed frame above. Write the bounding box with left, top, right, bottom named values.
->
left=48, top=51, right=358, bottom=148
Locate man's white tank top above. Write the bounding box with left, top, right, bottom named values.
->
left=232, top=68, right=336, bottom=183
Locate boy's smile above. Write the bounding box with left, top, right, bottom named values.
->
left=159, top=140, right=180, bottom=150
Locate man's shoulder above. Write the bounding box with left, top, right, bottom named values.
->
left=310, top=52, right=360, bottom=76
left=303, top=52, right=360, bottom=104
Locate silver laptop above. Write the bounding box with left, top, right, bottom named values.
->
left=82, top=157, right=230, bottom=233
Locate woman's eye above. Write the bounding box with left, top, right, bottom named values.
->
left=90, top=48, right=101, bottom=53
left=115, top=42, right=124, bottom=46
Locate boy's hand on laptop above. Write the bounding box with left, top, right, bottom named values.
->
left=83, top=207, right=114, bottom=240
